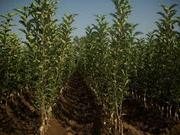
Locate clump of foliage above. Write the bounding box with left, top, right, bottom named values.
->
left=78, top=0, right=139, bottom=134
left=0, top=13, right=23, bottom=92
left=129, top=4, right=180, bottom=120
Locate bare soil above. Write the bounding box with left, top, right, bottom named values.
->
left=0, top=91, right=40, bottom=135
left=53, top=71, right=102, bottom=134
left=122, top=98, right=180, bottom=135
left=46, top=118, right=66, bottom=135
left=0, top=72, right=179, bottom=135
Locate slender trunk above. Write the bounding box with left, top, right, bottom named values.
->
left=39, top=96, right=47, bottom=135
left=174, top=107, right=179, bottom=121
left=143, top=90, right=147, bottom=109
left=119, top=101, right=124, bottom=135
left=120, top=118, right=123, bottom=135
left=115, top=102, right=119, bottom=135
left=166, top=105, right=169, bottom=118
left=175, top=112, right=179, bottom=121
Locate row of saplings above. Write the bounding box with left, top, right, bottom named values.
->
left=0, top=0, right=180, bottom=135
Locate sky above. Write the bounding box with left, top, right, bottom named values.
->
left=0, top=0, right=180, bottom=37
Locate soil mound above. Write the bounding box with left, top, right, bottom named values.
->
left=53, top=71, right=102, bottom=134
left=123, top=98, right=179, bottom=135
left=0, top=91, right=40, bottom=135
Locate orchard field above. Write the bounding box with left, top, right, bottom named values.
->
left=0, top=0, right=180, bottom=135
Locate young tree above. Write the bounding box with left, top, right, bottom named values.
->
left=79, top=15, right=110, bottom=134
left=109, top=0, right=135, bottom=134
left=15, top=0, right=76, bottom=134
